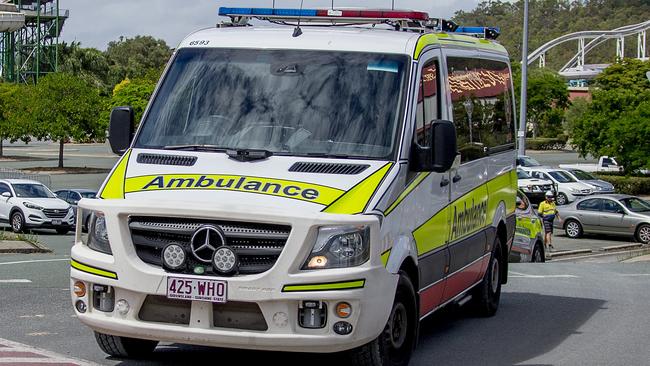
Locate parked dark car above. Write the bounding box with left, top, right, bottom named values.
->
left=54, top=189, right=97, bottom=231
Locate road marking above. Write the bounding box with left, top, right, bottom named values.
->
left=0, top=279, right=32, bottom=284
left=0, top=337, right=99, bottom=366
left=18, top=315, right=45, bottom=319
left=0, top=258, right=69, bottom=266
left=509, top=271, right=579, bottom=278
left=619, top=274, right=650, bottom=277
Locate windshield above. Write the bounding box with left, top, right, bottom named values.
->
left=549, top=171, right=576, bottom=183
left=517, top=170, right=531, bottom=179
left=13, top=184, right=55, bottom=198
left=571, top=169, right=596, bottom=180
left=519, top=156, right=541, bottom=167
left=620, top=198, right=650, bottom=212
left=135, top=48, right=409, bottom=159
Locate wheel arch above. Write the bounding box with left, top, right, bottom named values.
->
left=491, top=201, right=510, bottom=285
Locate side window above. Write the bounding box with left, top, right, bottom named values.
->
left=516, top=191, right=529, bottom=211
left=602, top=200, right=624, bottom=213
left=71, top=192, right=82, bottom=202
left=415, top=59, right=440, bottom=147
left=577, top=199, right=602, bottom=211
left=448, top=57, right=515, bottom=163
left=57, top=191, right=69, bottom=201
left=0, top=184, right=10, bottom=196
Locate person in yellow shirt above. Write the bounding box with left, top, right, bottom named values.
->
left=538, top=191, right=560, bottom=251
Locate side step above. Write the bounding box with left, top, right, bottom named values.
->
left=456, top=294, right=472, bottom=307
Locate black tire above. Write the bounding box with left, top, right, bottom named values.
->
left=56, top=228, right=69, bottom=235
left=10, top=211, right=25, bottom=233
left=470, top=237, right=503, bottom=317
left=556, top=193, right=568, bottom=206
left=349, top=271, right=417, bottom=366
left=564, top=219, right=583, bottom=239
left=635, top=224, right=650, bottom=244
left=94, top=332, right=158, bottom=358
left=531, top=242, right=545, bottom=263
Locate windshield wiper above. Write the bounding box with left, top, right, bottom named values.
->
left=304, top=152, right=352, bottom=159
left=161, top=144, right=228, bottom=152
left=226, top=149, right=273, bottom=162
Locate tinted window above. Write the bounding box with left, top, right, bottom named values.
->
left=81, top=192, right=97, bottom=199
left=70, top=192, right=82, bottom=201
left=518, top=156, right=541, bottom=167
left=602, top=200, right=624, bottom=213
left=602, top=157, right=614, bottom=166
left=620, top=198, right=650, bottom=212
left=517, top=170, right=531, bottom=179
left=13, top=184, right=55, bottom=198
left=571, top=170, right=596, bottom=180
left=136, top=48, right=409, bottom=159
left=448, top=57, right=515, bottom=163
left=0, top=183, right=11, bottom=195
left=415, top=59, right=440, bottom=147
left=549, top=171, right=576, bottom=183
left=577, top=199, right=602, bottom=211
left=56, top=190, right=69, bottom=201
left=516, top=191, right=529, bottom=211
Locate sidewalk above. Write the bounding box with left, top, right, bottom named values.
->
left=548, top=233, right=648, bottom=259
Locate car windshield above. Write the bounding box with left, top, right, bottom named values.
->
left=549, top=171, right=576, bottom=183
left=519, top=156, right=541, bottom=167
left=80, top=192, right=97, bottom=198
left=620, top=198, right=650, bottom=212
left=135, top=48, right=409, bottom=159
left=13, top=184, right=55, bottom=198
left=517, top=170, right=531, bottom=179
left=571, top=169, right=596, bottom=180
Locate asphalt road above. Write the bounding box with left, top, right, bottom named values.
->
left=1, top=228, right=649, bottom=366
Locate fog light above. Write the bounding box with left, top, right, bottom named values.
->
left=212, top=246, right=238, bottom=275
left=162, top=243, right=186, bottom=271
left=333, top=321, right=353, bottom=335
left=115, top=299, right=130, bottom=315
left=273, top=312, right=288, bottom=327
left=307, top=256, right=328, bottom=269
left=75, top=300, right=87, bottom=313
left=73, top=281, right=86, bottom=297
left=335, top=302, right=352, bottom=318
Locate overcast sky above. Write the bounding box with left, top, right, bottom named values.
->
left=59, top=0, right=482, bottom=50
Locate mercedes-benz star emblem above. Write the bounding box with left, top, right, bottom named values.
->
left=190, top=225, right=226, bottom=263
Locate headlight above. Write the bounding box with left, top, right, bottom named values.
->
left=521, top=186, right=531, bottom=192
left=303, top=226, right=370, bottom=270
left=83, top=211, right=112, bottom=254
left=23, top=202, right=43, bottom=210
left=569, top=187, right=580, bottom=193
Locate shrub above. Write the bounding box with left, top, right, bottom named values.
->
left=595, top=175, right=650, bottom=195
left=525, top=136, right=568, bottom=151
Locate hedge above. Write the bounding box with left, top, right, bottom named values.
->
left=595, top=174, right=650, bottom=196
left=526, top=136, right=568, bottom=151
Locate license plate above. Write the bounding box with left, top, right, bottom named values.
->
left=52, top=219, right=62, bottom=225
left=166, top=277, right=227, bottom=303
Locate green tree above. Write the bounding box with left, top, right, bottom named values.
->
left=0, top=83, right=34, bottom=156
left=105, top=36, right=171, bottom=87
left=106, top=77, right=156, bottom=127
left=593, top=58, right=650, bottom=93
left=59, top=41, right=110, bottom=93
left=30, top=73, right=105, bottom=168
left=526, top=68, right=570, bottom=138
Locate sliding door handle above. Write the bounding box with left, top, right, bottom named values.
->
left=452, top=174, right=462, bottom=183
left=440, top=177, right=450, bottom=187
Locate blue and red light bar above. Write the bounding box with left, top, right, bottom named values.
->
left=218, top=7, right=430, bottom=21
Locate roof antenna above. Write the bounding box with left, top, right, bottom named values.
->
left=293, top=0, right=304, bottom=37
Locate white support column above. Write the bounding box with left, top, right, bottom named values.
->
left=638, top=31, right=647, bottom=60
left=539, top=53, right=546, bottom=68
left=578, top=38, right=585, bottom=68
left=617, top=36, right=625, bottom=60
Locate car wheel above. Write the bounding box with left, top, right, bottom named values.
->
left=635, top=224, right=650, bottom=244
left=94, top=332, right=158, bottom=358
left=348, top=271, right=417, bottom=366
left=556, top=193, right=568, bottom=205
left=531, top=242, right=545, bottom=263
left=10, top=211, right=25, bottom=233
left=470, top=236, right=503, bottom=317
left=56, top=228, right=69, bottom=235
left=565, top=219, right=583, bottom=239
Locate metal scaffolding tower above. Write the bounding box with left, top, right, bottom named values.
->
left=0, top=0, right=68, bottom=84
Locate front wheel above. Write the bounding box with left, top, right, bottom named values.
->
left=11, top=211, right=25, bottom=233
left=470, top=237, right=503, bottom=317
left=531, top=242, right=545, bottom=263
left=94, top=332, right=158, bottom=358
left=556, top=193, right=568, bottom=205
left=349, top=271, right=417, bottom=366
left=565, top=219, right=583, bottom=239
left=636, top=224, right=650, bottom=244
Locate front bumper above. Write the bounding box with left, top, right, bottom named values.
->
left=24, top=208, right=75, bottom=229
left=70, top=199, right=396, bottom=353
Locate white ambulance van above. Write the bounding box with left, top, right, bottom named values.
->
left=70, top=8, right=517, bottom=365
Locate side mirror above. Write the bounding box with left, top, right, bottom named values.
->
left=411, top=120, right=458, bottom=173
left=109, top=106, right=135, bottom=155
left=1, top=192, right=11, bottom=198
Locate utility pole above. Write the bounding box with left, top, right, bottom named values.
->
left=517, top=0, right=529, bottom=156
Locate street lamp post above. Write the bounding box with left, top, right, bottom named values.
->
left=518, top=0, right=529, bottom=156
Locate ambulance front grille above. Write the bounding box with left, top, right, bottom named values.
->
left=128, top=216, right=290, bottom=276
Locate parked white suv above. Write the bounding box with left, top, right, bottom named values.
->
left=519, top=167, right=593, bottom=205
left=0, top=179, right=75, bottom=234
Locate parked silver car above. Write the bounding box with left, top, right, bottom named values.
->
left=554, top=194, right=650, bottom=243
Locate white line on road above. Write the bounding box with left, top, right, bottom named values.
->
left=619, top=274, right=650, bottom=277
left=0, top=337, right=100, bottom=366
left=509, top=271, right=579, bottom=278
left=0, top=258, right=69, bottom=266
left=0, top=279, right=32, bottom=283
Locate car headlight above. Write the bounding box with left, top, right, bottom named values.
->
left=83, top=211, right=112, bottom=254
left=569, top=187, right=580, bottom=193
left=23, top=202, right=43, bottom=210
left=303, top=226, right=370, bottom=270
left=521, top=186, right=531, bottom=192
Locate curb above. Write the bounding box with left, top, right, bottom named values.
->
left=549, top=249, right=593, bottom=258
left=0, top=240, right=51, bottom=254
left=602, top=243, right=644, bottom=251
